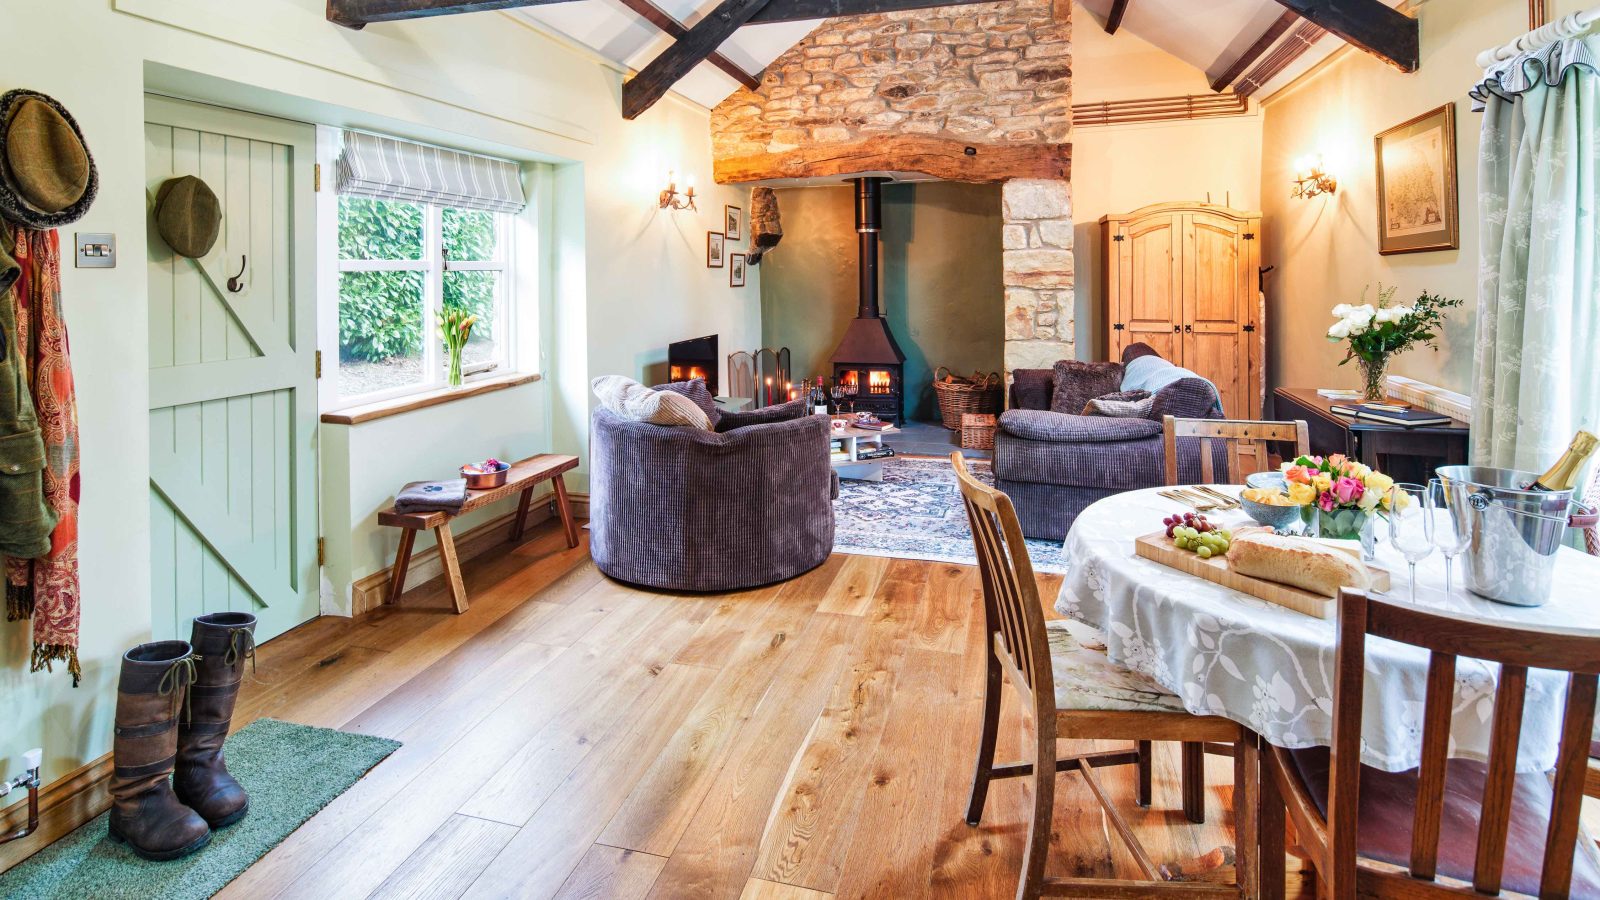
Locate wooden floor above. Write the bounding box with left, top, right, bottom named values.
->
left=219, top=519, right=1307, bottom=900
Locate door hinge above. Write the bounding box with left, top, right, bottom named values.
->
left=315, top=350, right=322, bottom=379
left=317, top=537, right=325, bottom=567
left=1243, top=232, right=1255, bottom=240
left=314, top=163, right=322, bottom=193
left=1113, top=234, right=1125, bottom=242
left=1243, top=324, right=1257, bottom=332
left=1112, top=323, right=1125, bottom=331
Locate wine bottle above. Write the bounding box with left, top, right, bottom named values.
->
left=1526, top=430, right=1598, bottom=492
left=811, top=377, right=829, bottom=416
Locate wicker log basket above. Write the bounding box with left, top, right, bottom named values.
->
left=961, top=413, right=997, bottom=450
left=932, top=367, right=1002, bottom=431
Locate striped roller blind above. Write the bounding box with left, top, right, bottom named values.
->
left=336, top=130, right=526, bottom=214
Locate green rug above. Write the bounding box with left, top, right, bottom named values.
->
left=0, top=718, right=400, bottom=899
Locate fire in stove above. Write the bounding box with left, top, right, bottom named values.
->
left=670, top=365, right=708, bottom=383
left=867, top=371, right=892, bottom=395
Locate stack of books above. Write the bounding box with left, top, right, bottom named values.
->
left=1329, top=401, right=1452, bottom=428
left=857, top=447, right=895, bottom=460
left=852, top=418, right=892, bottom=431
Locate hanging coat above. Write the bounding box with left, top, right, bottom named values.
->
left=0, top=224, right=56, bottom=560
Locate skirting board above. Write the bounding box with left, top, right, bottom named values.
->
left=0, top=753, right=112, bottom=874
left=350, top=489, right=590, bottom=615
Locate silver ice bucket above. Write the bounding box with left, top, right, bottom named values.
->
left=1436, top=465, right=1596, bottom=606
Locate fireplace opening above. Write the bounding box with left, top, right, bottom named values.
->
left=668, top=334, right=718, bottom=395
left=830, top=177, right=906, bottom=424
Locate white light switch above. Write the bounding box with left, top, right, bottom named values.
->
left=75, top=233, right=115, bottom=268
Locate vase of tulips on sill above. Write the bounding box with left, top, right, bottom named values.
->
left=439, top=306, right=478, bottom=387
left=1281, top=453, right=1407, bottom=558
left=1326, top=284, right=1462, bottom=402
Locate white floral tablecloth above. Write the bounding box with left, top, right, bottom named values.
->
left=1050, top=485, right=1600, bottom=773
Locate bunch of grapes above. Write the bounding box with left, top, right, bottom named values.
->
left=1162, top=513, right=1232, bottom=559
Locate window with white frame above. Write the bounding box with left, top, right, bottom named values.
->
left=325, top=130, right=527, bottom=404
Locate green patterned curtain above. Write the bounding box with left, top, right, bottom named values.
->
left=1471, top=36, right=1600, bottom=471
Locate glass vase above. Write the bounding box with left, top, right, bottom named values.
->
left=1356, top=354, right=1388, bottom=402
left=1305, top=506, right=1377, bottom=560
left=447, top=348, right=464, bottom=387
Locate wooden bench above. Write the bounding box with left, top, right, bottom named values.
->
left=377, top=453, right=580, bottom=613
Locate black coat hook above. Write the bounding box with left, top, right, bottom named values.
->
left=227, top=256, right=247, bottom=293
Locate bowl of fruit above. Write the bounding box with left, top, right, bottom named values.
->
left=1236, top=486, right=1302, bottom=530
left=460, top=458, right=510, bottom=490
left=1163, top=512, right=1232, bottom=559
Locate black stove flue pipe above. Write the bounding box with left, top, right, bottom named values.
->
left=854, top=177, right=889, bottom=320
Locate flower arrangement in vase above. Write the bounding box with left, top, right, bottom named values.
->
left=1281, top=454, right=1405, bottom=548
left=439, top=307, right=478, bottom=387
left=1326, top=284, right=1462, bottom=401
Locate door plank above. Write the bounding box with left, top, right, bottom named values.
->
left=150, top=455, right=296, bottom=610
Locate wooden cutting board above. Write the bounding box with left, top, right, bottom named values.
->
left=1133, top=531, right=1390, bottom=620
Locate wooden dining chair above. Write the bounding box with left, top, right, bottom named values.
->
left=1260, top=589, right=1600, bottom=899
left=1162, top=417, right=1310, bottom=486
left=953, top=453, right=1257, bottom=899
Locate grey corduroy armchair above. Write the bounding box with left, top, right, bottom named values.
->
left=588, top=399, right=837, bottom=591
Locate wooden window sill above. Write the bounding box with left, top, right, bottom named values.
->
left=321, top=372, right=542, bottom=426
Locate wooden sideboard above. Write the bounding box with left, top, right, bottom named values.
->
left=1272, top=387, right=1469, bottom=485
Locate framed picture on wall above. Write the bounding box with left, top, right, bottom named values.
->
left=725, top=205, right=743, bottom=241
left=1375, top=103, right=1459, bottom=255
left=729, top=253, right=746, bottom=287
left=707, top=231, right=725, bottom=268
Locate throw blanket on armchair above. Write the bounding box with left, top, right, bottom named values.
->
left=1122, top=354, right=1224, bottom=416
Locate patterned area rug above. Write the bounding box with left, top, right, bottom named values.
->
left=833, top=455, right=1069, bottom=574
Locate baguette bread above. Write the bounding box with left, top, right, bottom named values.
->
left=1228, top=531, right=1371, bottom=598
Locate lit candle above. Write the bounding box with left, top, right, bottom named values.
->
left=765, top=376, right=772, bottom=406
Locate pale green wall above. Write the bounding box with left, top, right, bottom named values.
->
left=0, top=0, right=758, bottom=814
left=759, top=182, right=1003, bottom=422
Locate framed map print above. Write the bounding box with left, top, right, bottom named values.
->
left=1375, top=103, right=1458, bottom=255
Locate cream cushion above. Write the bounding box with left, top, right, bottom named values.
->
left=1045, top=618, right=1186, bottom=713
left=592, top=375, right=712, bottom=429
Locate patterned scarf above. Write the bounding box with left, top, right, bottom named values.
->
left=4, top=227, right=81, bottom=685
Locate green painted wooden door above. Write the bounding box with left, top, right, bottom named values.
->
left=145, top=96, right=319, bottom=643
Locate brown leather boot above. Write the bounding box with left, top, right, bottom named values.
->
left=174, top=612, right=255, bottom=828
left=108, top=641, right=211, bottom=861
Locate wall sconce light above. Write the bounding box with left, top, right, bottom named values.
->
left=1292, top=155, right=1337, bottom=200
left=659, top=170, right=696, bottom=211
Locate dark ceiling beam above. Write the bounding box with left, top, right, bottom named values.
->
left=1209, top=9, right=1298, bottom=91
left=623, top=0, right=775, bottom=119
left=1269, top=0, right=1418, bottom=71
left=747, top=0, right=999, bottom=25
left=1105, top=0, right=1131, bottom=34
left=327, top=0, right=576, bottom=29
left=615, top=0, right=761, bottom=90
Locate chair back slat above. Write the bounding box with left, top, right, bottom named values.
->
left=1542, top=672, right=1599, bottom=897
left=1329, top=590, right=1600, bottom=898
left=953, top=454, right=1051, bottom=713
left=1473, top=664, right=1528, bottom=894
left=1409, top=650, right=1457, bottom=880
left=1161, top=416, right=1310, bottom=486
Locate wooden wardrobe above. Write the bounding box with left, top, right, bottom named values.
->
left=1101, top=202, right=1265, bottom=424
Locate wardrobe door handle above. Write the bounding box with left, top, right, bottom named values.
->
left=1184, top=324, right=1193, bottom=333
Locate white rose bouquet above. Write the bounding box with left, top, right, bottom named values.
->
left=1327, top=284, right=1461, bottom=401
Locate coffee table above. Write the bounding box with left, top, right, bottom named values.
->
left=830, top=419, right=898, bottom=482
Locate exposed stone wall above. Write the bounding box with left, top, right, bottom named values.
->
left=1003, top=179, right=1074, bottom=368
left=711, top=0, right=1073, bottom=378
left=711, top=0, right=1070, bottom=157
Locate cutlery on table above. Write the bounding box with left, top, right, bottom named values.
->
left=1192, top=486, right=1241, bottom=509
left=1170, top=489, right=1222, bottom=510
left=1159, top=490, right=1215, bottom=511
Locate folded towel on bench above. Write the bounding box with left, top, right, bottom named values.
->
left=395, top=479, right=468, bottom=515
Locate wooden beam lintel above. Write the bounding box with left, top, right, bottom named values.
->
left=713, top=137, right=1070, bottom=185
left=1105, top=0, right=1131, bottom=34
left=1270, top=0, right=1418, bottom=72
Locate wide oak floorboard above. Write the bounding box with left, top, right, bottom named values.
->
left=211, top=519, right=1309, bottom=899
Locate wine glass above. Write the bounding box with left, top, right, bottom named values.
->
left=1387, top=483, right=1433, bottom=602
left=1428, top=478, right=1471, bottom=595
left=829, top=381, right=844, bottom=415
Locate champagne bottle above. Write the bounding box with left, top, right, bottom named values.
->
left=1526, top=430, right=1598, bottom=492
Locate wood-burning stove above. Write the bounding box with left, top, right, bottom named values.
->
left=830, top=177, right=905, bottom=424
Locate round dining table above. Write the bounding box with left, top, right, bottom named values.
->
left=1050, top=484, right=1600, bottom=773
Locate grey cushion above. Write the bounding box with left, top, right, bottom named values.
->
left=1083, top=389, right=1153, bottom=417
left=654, top=378, right=721, bottom=429
left=714, top=397, right=808, bottom=433
left=1050, top=360, right=1123, bottom=415
left=998, top=409, right=1162, bottom=443
left=1150, top=378, right=1222, bottom=421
